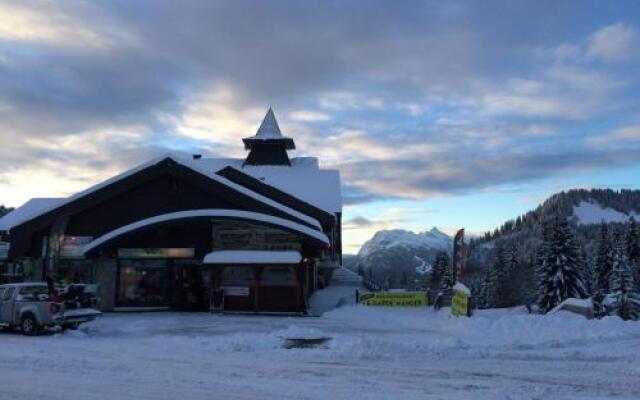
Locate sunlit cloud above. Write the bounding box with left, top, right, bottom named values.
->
left=0, top=1, right=134, bottom=50
left=289, top=110, right=331, bottom=122
left=0, top=1, right=639, bottom=253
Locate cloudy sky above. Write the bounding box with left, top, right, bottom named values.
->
left=1, top=1, right=639, bottom=253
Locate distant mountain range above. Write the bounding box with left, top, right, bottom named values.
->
left=350, top=189, right=640, bottom=301
left=354, top=228, right=452, bottom=287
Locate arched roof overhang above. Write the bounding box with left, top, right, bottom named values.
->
left=82, top=209, right=329, bottom=256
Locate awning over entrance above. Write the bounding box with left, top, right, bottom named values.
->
left=82, top=209, right=329, bottom=256
left=203, top=250, right=302, bottom=265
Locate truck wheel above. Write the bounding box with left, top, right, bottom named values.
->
left=21, top=315, right=39, bottom=336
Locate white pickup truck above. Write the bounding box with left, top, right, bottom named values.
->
left=0, top=282, right=101, bottom=335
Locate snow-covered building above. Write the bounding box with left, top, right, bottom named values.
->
left=0, top=109, right=342, bottom=313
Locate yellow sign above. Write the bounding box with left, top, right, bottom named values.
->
left=451, top=290, right=470, bottom=317
left=359, top=292, right=427, bottom=307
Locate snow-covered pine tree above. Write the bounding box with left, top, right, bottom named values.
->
left=478, top=267, right=490, bottom=308
left=438, top=253, right=454, bottom=293
left=609, top=231, right=640, bottom=320
left=594, top=222, right=614, bottom=294
left=428, top=251, right=448, bottom=292
left=486, top=244, right=508, bottom=308
left=536, top=217, right=588, bottom=313
left=626, top=217, right=640, bottom=282
left=432, top=251, right=453, bottom=308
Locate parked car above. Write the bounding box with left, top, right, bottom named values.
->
left=0, top=282, right=101, bottom=335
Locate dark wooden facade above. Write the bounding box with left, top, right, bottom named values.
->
left=2, top=157, right=335, bottom=313
left=1, top=110, right=341, bottom=313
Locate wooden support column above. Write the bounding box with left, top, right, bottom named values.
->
left=212, top=266, right=224, bottom=290
left=252, top=266, right=263, bottom=312
left=293, top=264, right=303, bottom=312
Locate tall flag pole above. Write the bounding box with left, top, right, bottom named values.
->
left=453, top=229, right=466, bottom=283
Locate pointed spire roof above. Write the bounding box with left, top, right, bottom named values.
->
left=255, top=107, right=283, bottom=139
left=242, top=108, right=295, bottom=151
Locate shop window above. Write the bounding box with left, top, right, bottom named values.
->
left=0, top=261, right=24, bottom=284
left=118, top=260, right=169, bottom=307
left=261, top=266, right=296, bottom=287
left=221, top=266, right=254, bottom=286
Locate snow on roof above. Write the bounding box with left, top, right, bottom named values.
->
left=175, top=155, right=321, bottom=228
left=188, top=156, right=342, bottom=213
left=0, top=154, right=324, bottom=232
left=203, top=250, right=301, bottom=264
left=254, top=108, right=285, bottom=139
left=82, top=209, right=330, bottom=255
left=0, top=198, right=64, bottom=232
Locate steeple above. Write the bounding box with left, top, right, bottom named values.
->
left=255, top=108, right=283, bottom=139
left=243, top=108, right=295, bottom=166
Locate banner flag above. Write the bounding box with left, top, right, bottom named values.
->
left=453, top=229, right=466, bottom=282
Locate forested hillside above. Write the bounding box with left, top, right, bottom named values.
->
left=464, top=189, right=640, bottom=319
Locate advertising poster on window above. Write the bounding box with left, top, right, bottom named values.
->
left=59, top=236, right=93, bottom=259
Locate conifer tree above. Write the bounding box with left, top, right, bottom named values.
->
left=428, top=251, right=448, bottom=292
left=478, top=267, right=490, bottom=308
left=626, top=217, right=640, bottom=282
left=536, top=217, right=588, bottom=313
left=486, top=244, right=508, bottom=308
left=438, top=254, right=454, bottom=293
left=609, top=231, right=640, bottom=320
left=594, top=222, right=614, bottom=294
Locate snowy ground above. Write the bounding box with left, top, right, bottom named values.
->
left=1, top=306, right=639, bottom=400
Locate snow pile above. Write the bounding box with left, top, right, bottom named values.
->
left=573, top=200, right=640, bottom=225
left=308, top=285, right=358, bottom=315
left=358, top=228, right=451, bottom=258
left=321, top=306, right=640, bottom=361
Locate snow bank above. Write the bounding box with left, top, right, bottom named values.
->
left=308, top=285, right=358, bottom=315
left=318, top=305, right=639, bottom=361
left=3, top=306, right=637, bottom=400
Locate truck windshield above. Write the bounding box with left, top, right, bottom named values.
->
left=19, top=286, right=49, bottom=301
